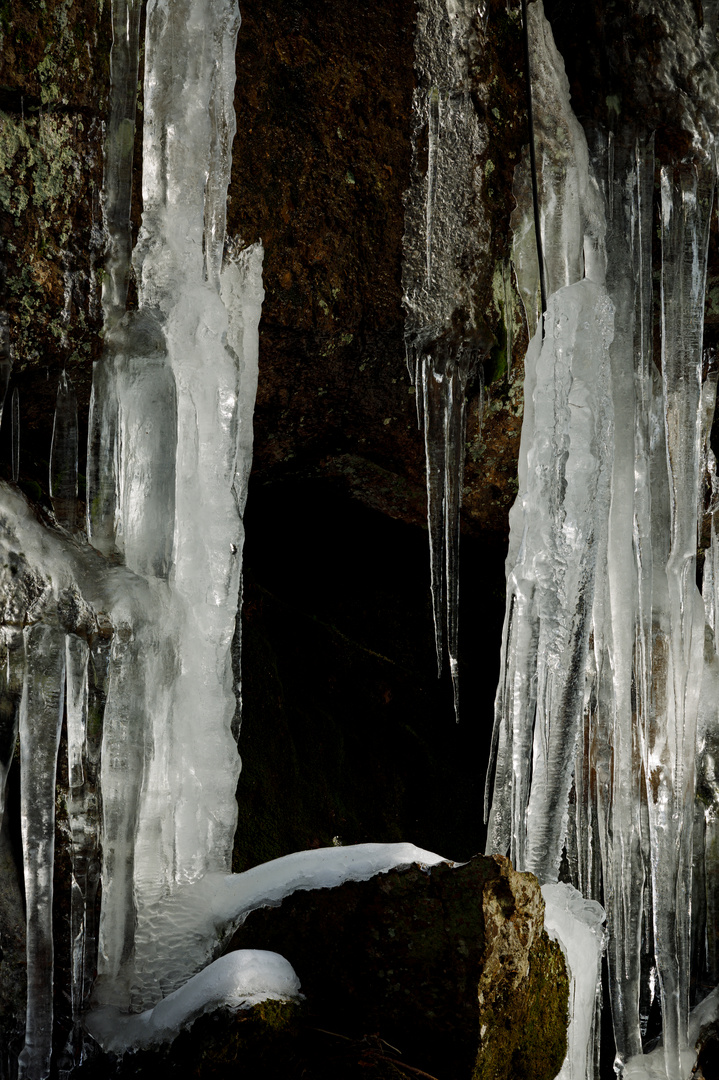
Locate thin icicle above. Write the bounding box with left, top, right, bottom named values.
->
left=0, top=312, right=12, bottom=429
left=102, top=0, right=142, bottom=322
left=49, top=372, right=78, bottom=530
left=18, top=624, right=66, bottom=1080
left=87, top=0, right=142, bottom=553
left=11, top=387, right=19, bottom=483
left=402, top=0, right=492, bottom=715
left=0, top=626, right=23, bottom=822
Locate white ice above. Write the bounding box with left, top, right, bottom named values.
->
left=86, top=950, right=301, bottom=1054
left=86, top=843, right=451, bottom=1053
left=542, top=882, right=606, bottom=1080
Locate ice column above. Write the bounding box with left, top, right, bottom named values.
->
left=89, top=0, right=266, bottom=1012
left=485, top=0, right=612, bottom=883
left=402, top=0, right=492, bottom=715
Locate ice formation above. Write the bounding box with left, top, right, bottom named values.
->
left=85, top=843, right=451, bottom=1053
left=542, top=882, right=606, bottom=1080
left=402, top=0, right=493, bottom=715
left=0, top=0, right=264, bottom=1074
left=484, top=2, right=719, bottom=1077
left=86, top=951, right=302, bottom=1054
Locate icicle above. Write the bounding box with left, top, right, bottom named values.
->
left=102, top=0, right=142, bottom=322
left=86, top=361, right=119, bottom=556
left=0, top=312, right=12, bottom=429
left=63, top=628, right=109, bottom=1069
left=94, top=625, right=148, bottom=1008
left=0, top=626, right=23, bottom=822
left=114, top=327, right=177, bottom=580
left=87, top=0, right=142, bottom=553
left=644, top=160, right=714, bottom=1079
left=203, top=3, right=241, bottom=290
left=64, top=633, right=89, bottom=1066
left=18, top=624, right=66, bottom=1080
left=402, top=0, right=493, bottom=715
left=49, top=372, right=78, bottom=530
left=11, top=387, right=19, bottom=483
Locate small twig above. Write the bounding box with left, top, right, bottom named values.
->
left=313, top=1026, right=353, bottom=1041
left=364, top=1050, right=441, bottom=1080
left=379, top=1037, right=404, bottom=1056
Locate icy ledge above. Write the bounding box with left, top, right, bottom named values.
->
left=87, top=843, right=451, bottom=1053
left=542, top=883, right=606, bottom=1080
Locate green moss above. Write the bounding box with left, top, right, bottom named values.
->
left=474, top=931, right=569, bottom=1080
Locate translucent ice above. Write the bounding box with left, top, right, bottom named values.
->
left=485, top=5, right=718, bottom=1077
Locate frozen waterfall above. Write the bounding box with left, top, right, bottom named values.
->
left=0, top=0, right=263, bottom=1076
left=483, top=2, right=719, bottom=1078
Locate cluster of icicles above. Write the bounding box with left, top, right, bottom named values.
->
left=483, top=6, right=718, bottom=1079
left=1, top=0, right=264, bottom=1076
left=406, top=1, right=719, bottom=1077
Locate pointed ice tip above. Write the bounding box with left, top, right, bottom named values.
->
left=450, top=659, right=460, bottom=722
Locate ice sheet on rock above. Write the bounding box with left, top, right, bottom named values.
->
left=542, top=882, right=606, bottom=1080
left=86, top=951, right=301, bottom=1054
left=119, top=843, right=452, bottom=1008
left=205, top=843, right=452, bottom=925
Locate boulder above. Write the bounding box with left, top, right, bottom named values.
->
left=77, top=854, right=567, bottom=1080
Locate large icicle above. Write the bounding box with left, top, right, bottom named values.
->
left=644, top=160, right=714, bottom=1077
left=486, top=0, right=611, bottom=881
left=88, top=0, right=265, bottom=1013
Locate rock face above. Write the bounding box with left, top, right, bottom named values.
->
left=225, top=854, right=568, bottom=1080
left=76, top=855, right=568, bottom=1080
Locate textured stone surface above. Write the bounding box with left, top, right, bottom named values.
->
left=76, top=855, right=567, bottom=1080
left=226, top=854, right=568, bottom=1080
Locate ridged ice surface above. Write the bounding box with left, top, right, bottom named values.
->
left=485, top=3, right=719, bottom=1078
